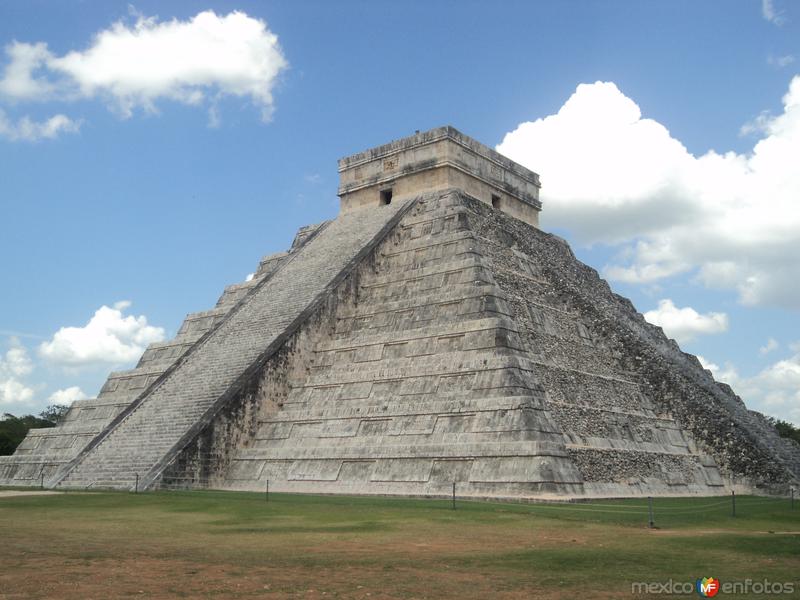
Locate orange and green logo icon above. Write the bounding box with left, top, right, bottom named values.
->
left=696, top=577, right=720, bottom=597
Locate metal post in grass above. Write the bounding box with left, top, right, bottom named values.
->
left=452, top=481, right=456, bottom=510
left=731, top=490, right=736, bottom=517
left=40, top=470, right=44, bottom=490
left=647, top=496, right=654, bottom=528
left=266, top=479, right=269, bottom=503
left=134, top=473, right=139, bottom=494
left=791, top=488, right=795, bottom=510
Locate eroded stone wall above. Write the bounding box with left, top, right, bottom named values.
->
left=463, top=195, right=796, bottom=491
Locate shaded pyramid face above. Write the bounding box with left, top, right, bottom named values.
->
left=4, top=191, right=797, bottom=498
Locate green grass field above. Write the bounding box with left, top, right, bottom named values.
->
left=0, top=489, right=798, bottom=599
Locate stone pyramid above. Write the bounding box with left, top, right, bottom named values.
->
left=2, top=127, right=797, bottom=499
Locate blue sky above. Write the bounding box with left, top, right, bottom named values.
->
left=1, top=1, right=798, bottom=423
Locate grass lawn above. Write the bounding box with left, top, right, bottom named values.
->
left=0, top=489, right=798, bottom=599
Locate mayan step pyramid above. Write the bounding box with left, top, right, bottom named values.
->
left=2, top=126, right=798, bottom=498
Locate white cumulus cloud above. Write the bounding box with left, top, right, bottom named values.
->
left=0, top=378, right=35, bottom=406
left=3, top=344, right=32, bottom=377
left=697, top=355, right=740, bottom=385
left=0, top=108, right=80, bottom=141
left=0, top=9, right=287, bottom=128
left=38, top=301, right=166, bottom=367
left=0, top=340, right=35, bottom=405
left=750, top=356, right=800, bottom=421
left=48, top=386, right=87, bottom=406
left=0, top=41, right=57, bottom=100
left=702, top=350, right=800, bottom=425
left=497, top=76, right=800, bottom=309
left=643, top=299, right=728, bottom=344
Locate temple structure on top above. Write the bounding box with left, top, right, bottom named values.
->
left=338, top=126, right=542, bottom=227
left=1, top=126, right=797, bottom=499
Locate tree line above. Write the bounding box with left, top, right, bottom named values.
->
left=765, top=416, right=800, bottom=446
left=0, top=406, right=70, bottom=455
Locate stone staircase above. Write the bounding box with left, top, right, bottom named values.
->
left=53, top=199, right=414, bottom=490
left=0, top=225, right=323, bottom=487
left=220, top=192, right=586, bottom=498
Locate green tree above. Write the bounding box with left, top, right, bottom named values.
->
left=765, top=416, right=800, bottom=446
left=774, top=420, right=800, bottom=445
left=0, top=405, right=68, bottom=456
left=39, top=404, right=70, bottom=424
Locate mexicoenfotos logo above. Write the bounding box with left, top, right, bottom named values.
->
left=631, top=577, right=795, bottom=595
left=696, top=577, right=720, bottom=597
